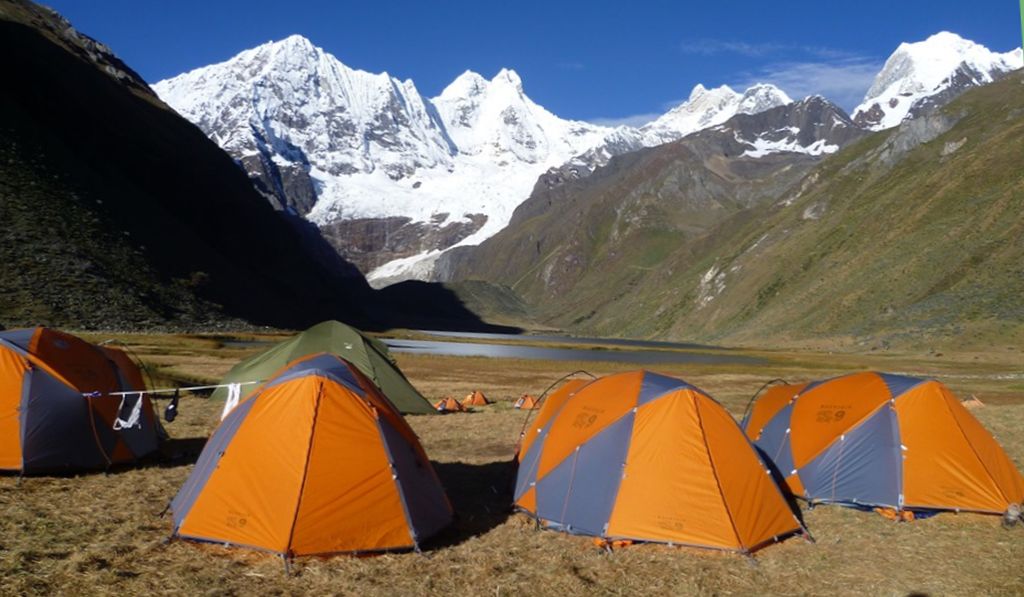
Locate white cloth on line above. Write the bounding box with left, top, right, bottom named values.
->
left=221, top=382, right=242, bottom=420
left=113, top=393, right=143, bottom=430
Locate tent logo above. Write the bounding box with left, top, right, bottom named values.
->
left=815, top=405, right=849, bottom=423
left=657, top=517, right=685, bottom=531
left=573, top=412, right=599, bottom=429
left=226, top=512, right=249, bottom=528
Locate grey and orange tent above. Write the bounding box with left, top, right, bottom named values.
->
left=433, top=396, right=465, bottom=412
left=462, top=390, right=490, bottom=407
left=514, top=394, right=540, bottom=410
left=170, top=353, right=453, bottom=560
left=0, top=327, right=162, bottom=473
left=742, top=372, right=1024, bottom=519
left=514, top=370, right=804, bottom=553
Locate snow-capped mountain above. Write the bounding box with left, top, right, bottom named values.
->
left=154, top=36, right=613, bottom=279
left=644, top=83, right=792, bottom=143
left=721, top=95, right=861, bottom=158
left=158, top=33, right=1017, bottom=286
left=154, top=35, right=802, bottom=284
left=559, top=83, right=793, bottom=179
left=154, top=35, right=456, bottom=215
left=853, top=32, right=1022, bottom=130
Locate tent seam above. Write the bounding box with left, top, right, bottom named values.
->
left=693, top=394, right=745, bottom=551
left=731, top=397, right=809, bottom=537
left=937, top=389, right=1011, bottom=506
left=533, top=408, right=635, bottom=487
left=284, top=377, right=327, bottom=557
left=795, top=401, right=889, bottom=472
left=890, top=406, right=905, bottom=509
left=375, top=414, right=420, bottom=547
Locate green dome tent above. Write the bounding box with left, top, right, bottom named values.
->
left=212, top=321, right=434, bottom=415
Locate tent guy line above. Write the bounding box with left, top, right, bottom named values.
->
left=82, top=380, right=263, bottom=398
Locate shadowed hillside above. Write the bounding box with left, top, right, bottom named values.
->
left=0, top=0, right=373, bottom=329
left=0, top=0, right=518, bottom=334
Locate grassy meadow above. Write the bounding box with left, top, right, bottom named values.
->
left=1, top=333, right=1022, bottom=595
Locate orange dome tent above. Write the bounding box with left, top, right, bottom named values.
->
left=433, top=396, right=466, bottom=412
left=170, top=354, right=453, bottom=560
left=514, top=394, right=540, bottom=410
left=514, top=370, right=804, bottom=553
left=742, top=372, right=1024, bottom=518
left=0, top=327, right=162, bottom=473
left=462, top=390, right=490, bottom=407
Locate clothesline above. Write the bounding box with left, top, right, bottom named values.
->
left=82, top=380, right=263, bottom=398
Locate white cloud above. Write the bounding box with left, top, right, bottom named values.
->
left=680, top=39, right=859, bottom=61
left=678, top=39, right=882, bottom=110
left=679, top=39, right=787, bottom=57
left=734, top=57, right=883, bottom=111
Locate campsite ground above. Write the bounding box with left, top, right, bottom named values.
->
left=1, top=332, right=1022, bottom=595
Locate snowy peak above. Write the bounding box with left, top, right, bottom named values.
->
left=439, top=70, right=489, bottom=100
left=738, top=84, right=793, bottom=115
left=853, top=32, right=1022, bottom=130
left=432, top=68, right=607, bottom=163
left=154, top=34, right=455, bottom=189
left=493, top=67, right=523, bottom=89
left=643, top=82, right=791, bottom=142
left=551, top=82, right=795, bottom=192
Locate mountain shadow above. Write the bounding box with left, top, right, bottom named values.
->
left=372, top=281, right=523, bottom=333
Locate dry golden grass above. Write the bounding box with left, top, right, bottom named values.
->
left=2, top=335, right=1023, bottom=595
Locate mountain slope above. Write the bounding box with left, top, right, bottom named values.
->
left=853, top=32, right=1022, bottom=130
left=0, top=0, right=370, bottom=329
left=546, top=83, right=793, bottom=187
left=452, top=71, right=1024, bottom=348
left=645, top=71, right=1024, bottom=347
left=437, top=96, right=863, bottom=307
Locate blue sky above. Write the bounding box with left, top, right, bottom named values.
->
left=46, top=0, right=1022, bottom=123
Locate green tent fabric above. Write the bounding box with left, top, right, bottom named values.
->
left=211, top=321, right=435, bottom=415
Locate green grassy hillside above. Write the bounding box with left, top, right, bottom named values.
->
left=445, top=72, right=1024, bottom=349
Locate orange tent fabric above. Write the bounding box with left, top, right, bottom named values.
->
left=462, top=390, right=490, bottom=407
left=514, top=370, right=803, bottom=553
left=517, top=378, right=592, bottom=462
left=742, top=382, right=807, bottom=441
left=0, top=327, right=161, bottom=473
left=514, top=394, right=540, bottom=410
left=744, top=371, right=1024, bottom=517
left=433, top=396, right=466, bottom=412
left=171, top=353, right=453, bottom=559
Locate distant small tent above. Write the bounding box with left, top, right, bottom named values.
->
left=515, top=370, right=803, bottom=553
left=433, top=396, right=465, bottom=413
left=211, top=321, right=434, bottom=415
left=0, top=327, right=162, bottom=473
left=743, top=371, right=1024, bottom=518
left=171, top=354, right=453, bottom=559
left=461, top=390, right=490, bottom=407
left=514, top=394, right=540, bottom=410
